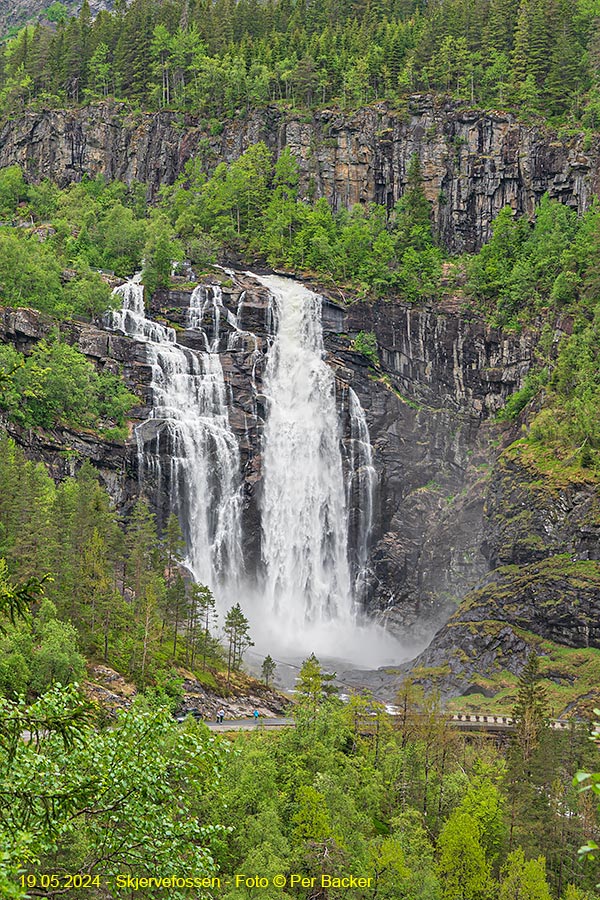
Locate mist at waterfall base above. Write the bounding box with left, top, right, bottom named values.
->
left=246, top=274, right=406, bottom=670
left=109, top=273, right=410, bottom=672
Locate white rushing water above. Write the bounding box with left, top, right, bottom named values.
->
left=249, top=273, right=399, bottom=665
left=258, top=274, right=353, bottom=622
left=109, top=278, right=243, bottom=588
left=109, top=272, right=403, bottom=667
left=348, top=387, right=377, bottom=603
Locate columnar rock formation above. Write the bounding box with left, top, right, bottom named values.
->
left=0, top=273, right=543, bottom=642
left=1, top=97, right=598, bottom=251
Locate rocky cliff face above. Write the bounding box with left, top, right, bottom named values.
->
left=0, top=0, right=117, bottom=37
left=348, top=440, right=600, bottom=704
left=1, top=98, right=598, bottom=251
left=3, top=273, right=596, bottom=702
left=0, top=271, right=545, bottom=649
left=0, top=305, right=145, bottom=503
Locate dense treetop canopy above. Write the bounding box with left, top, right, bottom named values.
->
left=1, top=0, right=599, bottom=127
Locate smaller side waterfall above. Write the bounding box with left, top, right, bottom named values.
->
left=108, top=278, right=243, bottom=590
left=110, top=274, right=175, bottom=343
left=188, top=284, right=222, bottom=349
left=348, top=388, right=377, bottom=602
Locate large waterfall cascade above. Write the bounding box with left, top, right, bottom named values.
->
left=109, top=278, right=243, bottom=589
left=249, top=274, right=395, bottom=663
left=109, top=272, right=399, bottom=665
left=258, top=274, right=354, bottom=624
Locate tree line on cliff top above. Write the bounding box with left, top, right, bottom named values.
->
left=2, top=140, right=600, bottom=470
left=0, top=0, right=599, bottom=128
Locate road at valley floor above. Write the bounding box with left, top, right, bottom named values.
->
left=201, top=717, right=294, bottom=731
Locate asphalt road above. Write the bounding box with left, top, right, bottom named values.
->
left=202, top=717, right=294, bottom=731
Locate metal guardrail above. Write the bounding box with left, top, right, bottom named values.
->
left=449, top=713, right=572, bottom=730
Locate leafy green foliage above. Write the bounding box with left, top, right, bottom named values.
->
left=574, top=712, right=600, bottom=862
left=195, top=676, right=600, bottom=900
left=352, top=331, right=379, bottom=366
left=0, top=169, right=153, bottom=321
left=0, top=692, right=228, bottom=899
left=528, top=311, right=600, bottom=465
left=465, top=197, right=597, bottom=329
left=163, top=143, right=441, bottom=298
left=0, top=438, right=218, bottom=692
left=0, top=337, right=137, bottom=434
left=437, top=810, right=495, bottom=900
left=497, top=370, right=548, bottom=422
left=499, top=849, right=553, bottom=900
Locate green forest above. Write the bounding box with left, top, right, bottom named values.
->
left=1, top=0, right=600, bottom=127
left=2, top=0, right=600, bottom=897
left=2, top=530, right=600, bottom=900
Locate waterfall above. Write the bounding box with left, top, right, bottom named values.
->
left=109, top=274, right=176, bottom=344
left=254, top=274, right=356, bottom=627
left=108, top=278, right=243, bottom=589
left=108, top=271, right=399, bottom=666
left=348, top=387, right=377, bottom=602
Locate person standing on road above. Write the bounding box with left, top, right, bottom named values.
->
left=217, top=708, right=225, bottom=724
left=253, top=709, right=259, bottom=725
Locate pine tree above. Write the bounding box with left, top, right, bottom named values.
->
left=190, top=583, right=217, bottom=670
left=223, top=602, right=252, bottom=684
left=162, top=513, right=185, bottom=590
left=486, top=0, right=520, bottom=52
left=506, top=652, right=552, bottom=855
left=261, top=654, right=276, bottom=687
left=125, top=498, right=160, bottom=608
left=393, top=153, right=434, bottom=253
left=513, top=652, right=549, bottom=761
left=166, top=573, right=188, bottom=658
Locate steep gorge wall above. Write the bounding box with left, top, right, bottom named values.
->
left=1, top=97, right=599, bottom=251
left=0, top=274, right=544, bottom=647
left=0, top=1, right=116, bottom=37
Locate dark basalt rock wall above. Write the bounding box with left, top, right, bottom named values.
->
left=0, top=271, right=542, bottom=646
left=2, top=275, right=594, bottom=678
left=356, top=445, right=600, bottom=702
left=1, top=97, right=598, bottom=251
left=398, top=555, right=600, bottom=701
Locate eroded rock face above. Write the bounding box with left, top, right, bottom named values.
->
left=1, top=98, right=598, bottom=251
left=482, top=446, right=600, bottom=567
left=132, top=275, right=543, bottom=643
left=3, top=273, right=591, bottom=676
left=394, top=556, right=600, bottom=701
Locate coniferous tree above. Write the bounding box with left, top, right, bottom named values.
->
left=190, top=583, right=218, bottom=670
left=261, top=654, right=276, bottom=687
left=393, top=152, right=433, bottom=253
left=223, top=602, right=252, bottom=684
left=513, top=652, right=549, bottom=762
